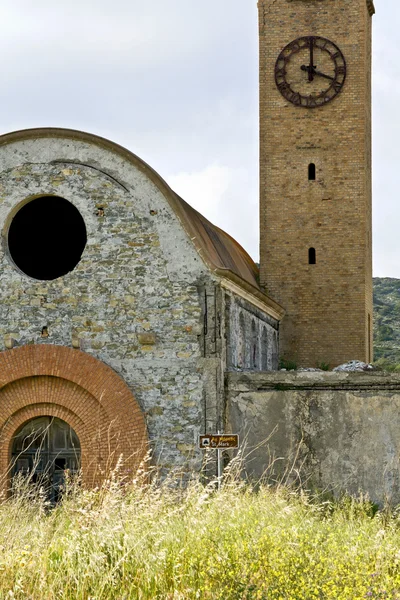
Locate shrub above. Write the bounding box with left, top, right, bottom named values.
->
left=316, top=361, right=330, bottom=371
left=279, top=357, right=297, bottom=370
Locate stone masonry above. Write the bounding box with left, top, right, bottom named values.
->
left=0, top=128, right=281, bottom=485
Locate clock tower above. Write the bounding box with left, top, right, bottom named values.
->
left=258, top=0, right=375, bottom=367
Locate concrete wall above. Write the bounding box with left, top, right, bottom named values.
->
left=227, top=371, right=400, bottom=504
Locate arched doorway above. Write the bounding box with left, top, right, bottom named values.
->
left=0, top=344, right=148, bottom=492
left=11, top=416, right=81, bottom=502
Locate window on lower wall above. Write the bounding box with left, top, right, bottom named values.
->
left=261, top=328, right=268, bottom=371
left=251, top=320, right=259, bottom=369
left=237, top=313, right=246, bottom=369
left=11, top=416, right=81, bottom=504
left=309, top=248, right=316, bottom=264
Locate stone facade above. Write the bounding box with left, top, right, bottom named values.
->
left=227, top=370, right=400, bottom=505
left=258, top=0, right=374, bottom=368
left=0, top=129, right=282, bottom=486
left=224, top=291, right=279, bottom=371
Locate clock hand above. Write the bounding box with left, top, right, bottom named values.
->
left=313, top=70, right=335, bottom=81
left=309, top=37, right=314, bottom=82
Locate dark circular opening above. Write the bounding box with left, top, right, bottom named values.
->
left=8, top=196, right=87, bottom=280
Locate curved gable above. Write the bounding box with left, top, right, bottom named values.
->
left=0, top=127, right=260, bottom=292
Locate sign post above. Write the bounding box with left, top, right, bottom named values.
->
left=217, top=435, right=222, bottom=491
left=198, top=433, right=239, bottom=490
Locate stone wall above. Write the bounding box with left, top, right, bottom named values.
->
left=0, top=136, right=215, bottom=474
left=0, top=132, right=283, bottom=481
left=227, top=371, right=400, bottom=504
left=224, top=291, right=279, bottom=371
left=0, top=132, right=284, bottom=481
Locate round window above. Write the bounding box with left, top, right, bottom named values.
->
left=8, top=196, right=87, bottom=280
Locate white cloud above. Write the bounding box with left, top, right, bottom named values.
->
left=0, top=0, right=251, bottom=75
left=168, top=165, right=233, bottom=218
left=0, top=0, right=396, bottom=278
left=167, top=164, right=259, bottom=261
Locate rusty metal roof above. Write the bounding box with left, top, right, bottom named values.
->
left=173, top=193, right=260, bottom=289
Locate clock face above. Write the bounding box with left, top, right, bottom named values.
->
left=275, top=36, right=346, bottom=108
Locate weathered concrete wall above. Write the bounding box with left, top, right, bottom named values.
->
left=227, top=371, right=400, bottom=504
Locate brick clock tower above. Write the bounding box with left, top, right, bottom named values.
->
left=258, top=0, right=375, bottom=368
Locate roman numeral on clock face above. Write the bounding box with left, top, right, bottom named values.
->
left=275, top=68, right=286, bottom=79
left=278, top=81, right=291, bottom=94
left=305, top=96, right=317, bottom=107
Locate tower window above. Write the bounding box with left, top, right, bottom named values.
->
left=309, top=248, right=316, bottom=264
left=308, top=163, right=316, bottom=181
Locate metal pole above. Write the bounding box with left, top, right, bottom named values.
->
left=217, top=448, right=222, bottom=491
left=217, top=430, right=222, bottom=491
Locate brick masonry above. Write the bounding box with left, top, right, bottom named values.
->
left=258, top=0, right=374, bottom=367
left=0, top=344, right=148, bottom=489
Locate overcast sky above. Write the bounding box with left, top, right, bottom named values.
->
left=0, top=1, right=394, bottom=277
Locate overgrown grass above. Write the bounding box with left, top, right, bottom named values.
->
left=2, top=461, right=400, bottom=599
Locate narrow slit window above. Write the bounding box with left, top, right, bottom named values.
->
left=308, top=163, right=316, bottom=181
left=309, top=248, right=316, bottom=264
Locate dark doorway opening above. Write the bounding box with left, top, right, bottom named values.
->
left=8, top=196, right=87, bottom=280
left=11, top=416, right=81, bottom=504
left=309, top=247, right=316, bottom=264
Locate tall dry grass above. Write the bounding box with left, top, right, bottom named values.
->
left=1, top=455, right=400, bottom=599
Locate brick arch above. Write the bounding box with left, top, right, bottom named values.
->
left=0, top=345, right=148, bottom=488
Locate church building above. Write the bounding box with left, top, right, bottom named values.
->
left=0, top=128, right=282, bottom=492
left=0, top=0, right=375, bottom=495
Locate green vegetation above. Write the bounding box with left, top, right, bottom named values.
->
left=278, top=358, right=297, bottom=370
left=316, top=361, right=330, bottom=371
left=1, top=466, right=400, bottom=599
left=373, top=277, right=400, bottom=368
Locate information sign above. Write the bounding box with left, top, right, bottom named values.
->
left=199, top=434, right=239, bottom=450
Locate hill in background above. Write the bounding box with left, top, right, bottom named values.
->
left=373, top=278, right=400, bottom=369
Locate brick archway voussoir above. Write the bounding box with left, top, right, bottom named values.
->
left=0, top=345, right=148, bottom=487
